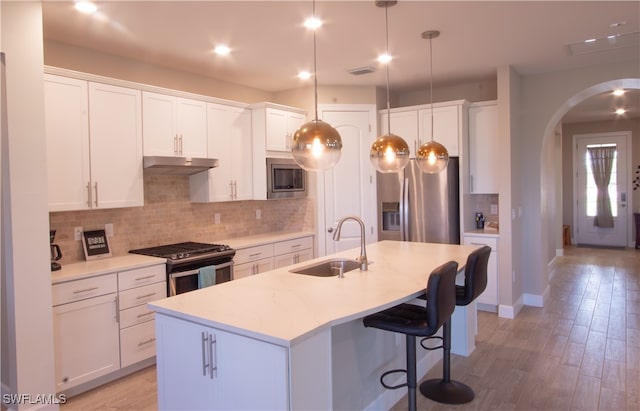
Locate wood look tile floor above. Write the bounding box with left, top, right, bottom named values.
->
left=59, top=246, right=639, bottom=411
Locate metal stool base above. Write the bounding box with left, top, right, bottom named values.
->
left=419, top=378, right=475, bottom=404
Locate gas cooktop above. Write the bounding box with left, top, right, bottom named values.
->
left=129, top=242, right=234, bottom=261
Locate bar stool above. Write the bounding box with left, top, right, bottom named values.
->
left=419, top=245, right=492, bottom=404
left=362, top=261, right=458, bottom=411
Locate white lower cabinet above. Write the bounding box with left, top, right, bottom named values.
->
left=462, top=234, right=498, bottom=308
left=155, top=313, right=289, bottom=410
left=52, top=275, right=120, bottom=391
left=52, top=263, right=166, bottom=393
left=273, top=236, right=314, bottom=269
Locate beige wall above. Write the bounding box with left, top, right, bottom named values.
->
left=561, top=117, right=640, bottom=236
left=397, top=76, right=497, bottom=107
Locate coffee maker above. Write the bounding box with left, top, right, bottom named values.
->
left=50, top=229, right=62, bottom=271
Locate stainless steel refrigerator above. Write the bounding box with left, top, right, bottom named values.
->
left=377, top=157, right=460, bottom=244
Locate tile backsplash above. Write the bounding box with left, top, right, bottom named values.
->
left=468, top=194, right=499, bottom=227
left=49, top=175, right=314, bottom=264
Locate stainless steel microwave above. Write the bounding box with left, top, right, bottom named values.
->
left=266, top=158, right=307, bottom=199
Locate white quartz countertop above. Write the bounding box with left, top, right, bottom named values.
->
left=51, top=254, right=166, bottom=284
left=148, top=240, right=480, bottom=347
left=464, top=229, right=500, bottom=237
left=223, top=231, right=315, bottom=249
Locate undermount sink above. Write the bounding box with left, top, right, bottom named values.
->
left=289, top=258, right=362, bottom=277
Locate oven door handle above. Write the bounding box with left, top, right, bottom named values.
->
left=169, top=260, right=234, bottom=280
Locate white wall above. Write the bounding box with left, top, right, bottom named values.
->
left=519, top=62, right=639, bottom=299
left=1, top=2, right=57, bottom=409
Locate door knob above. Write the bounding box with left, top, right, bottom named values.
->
left=327, top=227, right=334, bottom=233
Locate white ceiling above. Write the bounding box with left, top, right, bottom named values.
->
left=42, top=1, right=640, bottom=123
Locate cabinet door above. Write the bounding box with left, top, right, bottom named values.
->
left=469, top=103, right=499, bottom=194
left=44, top=74, right=91, bottom=211
left=176, top=97, right=207, bottom=158
left=380, top=110, right=419, bottom=154
left=53, top=293, right=120, bottom=391
left=155, top=314, right=288, bottom=410
left=142, top=91, right=178, bottom=156
left=273, top=249, right=313, bottom=269
left=265, top=108, right=288, bottom=151
left=462, top=236, right=498, bottom=306
left=418, top=105, right=460, bottom=156
left=89, top=82, right=144, bottom=209
left=191, top=104, right=252, bottom=202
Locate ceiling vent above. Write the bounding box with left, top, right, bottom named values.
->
left=347, top=66, right=376, bottom=76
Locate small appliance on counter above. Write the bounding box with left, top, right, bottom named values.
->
left=50, top=229, right=62, bottom=271
left=475, top=212, right=485, bottom=229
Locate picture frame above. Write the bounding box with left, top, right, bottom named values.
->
left=82, top=229, right=112, bottom=260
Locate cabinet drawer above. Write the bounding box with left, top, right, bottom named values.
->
left=120, top=303, right=155, bottom=329
left=234, top=244, right=274, bottom=264
left=52, top=274, right=117, bottom=306
left=119, top=282, right=166, bottom=310
left=118, top=264, right=165, bottom=291
left=120, top=320, right=156, bottom=368
left=463, top=236, right=497, bottom=251
left=273, top=236, right=313, bottom=256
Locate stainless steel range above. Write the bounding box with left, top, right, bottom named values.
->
left=130, top=242, right=235, bottom=296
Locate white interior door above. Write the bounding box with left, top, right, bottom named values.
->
left=316, top=105, right=377, bottom=257
left=574, top=132, right=630, bottom=247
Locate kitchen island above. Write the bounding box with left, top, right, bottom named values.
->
left=148, top=240, right=480, bottom=410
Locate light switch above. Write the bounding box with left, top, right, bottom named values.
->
left=490, top=204, right=498, bottom=215
left=214, top=213, right=221, bottom=224
left=256, top=209, right=262, bottom=220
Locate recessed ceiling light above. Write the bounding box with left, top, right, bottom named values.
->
left=612, top=89, right=625, bottom=96
left=615, top=108, right=626, bottom=115
left=298, top=71, right=312, bottom=80
left=610, top=21, right=626, bottom=28
left=304, top=17, right=322, bottom=30
left=74, top=1, right=97, bottom=14
left=584, top=38, right=597, bottom=43
left=214, top=45, right=231, bottom=56
left=377, top=53, right=392, bottom=64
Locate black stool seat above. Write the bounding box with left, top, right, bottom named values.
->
left=363, top=261, right=458, bottom=411
left=419, top=245, right=492, bottom=405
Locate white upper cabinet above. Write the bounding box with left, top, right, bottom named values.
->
left=190, top=103, right=253, bottom=202
left=379, top=110, right=419, bottom=154
left=252, top=103, right=306, bottom=155
left=418, top=104, right=464, bottom=157
left=44, top=74, right=143, bottom=211
left=468, top=101, right=499, bottom=194
left=378, top=100, right=467, bottom=158
left=142, top=91, right=207, bottom=158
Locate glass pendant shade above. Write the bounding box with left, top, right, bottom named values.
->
left=370, top=133, right=410, bottom=173
left=416, top=140, right=449, bottom=174
left=291, top=119, right=343, bottom=171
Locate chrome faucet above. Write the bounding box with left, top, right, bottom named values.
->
left=332, top=215, right=368, bottom=271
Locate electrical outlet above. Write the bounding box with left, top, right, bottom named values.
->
left=256, top=209, right=262, bottom=220
left=214, top=213, right=221, bottom=224
left=490, top=204, right=498, bottom=215
left=74, top=226, right=83, bottom=241
left=105, top=223, right=114, bottom=237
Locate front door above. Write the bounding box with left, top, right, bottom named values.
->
left=316, top=105, right=377, bottom=256
left=574, top=132, right=631, bottom=247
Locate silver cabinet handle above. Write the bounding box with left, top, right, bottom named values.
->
left=93, top=181, right=99, bottom=207
left=86, top=182, right=92, bottom=207
left=249, top=253, right=262, bottom=258
left=174, top=134, right=178, bottom=155
left=114, top=296, right=119, bottom=323
left=137, top=337, right=156, bottom=347
left=201, top=332, right=209, bottom=377
left=73, top=286, right=99, bottom=294
left=179, top=134, right=183, bottom=156
left=209, top=333, right=217, bottom=379
left=136, top=311, right=154, bottom=319
left=136, top=292, right=157, bottom=300
left=135, top=274, right=156, bottom=281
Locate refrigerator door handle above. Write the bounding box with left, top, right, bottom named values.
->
left=400, top=177, right=409, bottom=241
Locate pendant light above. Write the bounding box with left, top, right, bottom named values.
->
left=291, top=1, right=343, bottom=172
left=416, top=30, right=449, bottom=174
left=369, top=0, right=410, bottom=174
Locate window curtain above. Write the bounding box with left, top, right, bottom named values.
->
left=587, top=146, right=616, bottom=228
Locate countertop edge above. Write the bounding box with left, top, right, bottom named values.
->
left=225, top=231, right=315, bottom=250
left=51, top=255, right=167, bottom=284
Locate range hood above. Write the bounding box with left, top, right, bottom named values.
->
left=143, top=156, right=219, bottom=175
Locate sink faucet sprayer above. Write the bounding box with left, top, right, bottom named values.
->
left=332, top=216, right=368, bottom=271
